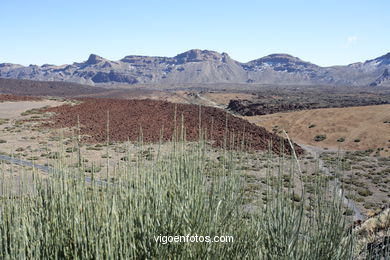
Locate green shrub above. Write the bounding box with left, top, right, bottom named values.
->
left=65, top=147, right=78, bottom=153
left=120, top=156, right=129, bottom=161
left=291, top=193, right=301, bottom=202
left=0, top=118, right=9, bottom=125
left=47, top=151, right=60, bottom=159
left=357, top=188, right=373, bottom=197
left=0, top=139, right=358, bottom=259
left=337, top=137, right=345, bottom=143
left=20, top=108, right=44, bottom=116
left=343, top=208, right=354, bottom=216
left=314, top=134, right=327, bottom=142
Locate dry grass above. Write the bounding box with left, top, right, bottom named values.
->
left=245, top=104, right=390, bottom=157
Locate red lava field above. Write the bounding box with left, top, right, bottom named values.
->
left=42, top=98, right=303, bottom=155
left=0, top=94, right=42, bottom=101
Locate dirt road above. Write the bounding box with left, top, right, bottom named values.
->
left=299, top=144, right=364, bottom=221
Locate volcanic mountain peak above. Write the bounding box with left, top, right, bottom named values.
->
left=0, top=63, right=22, bottom=68
left=252, top=53, right=315, bottom=66
left=367, top=52, right=390, bottom=66
left=262, top=53, right=298, bottom=59
left=174, top=49, right=229, bottom=63
left=370, top=68, right=390, bottom=86
left=85, top=54, right=106, bottom=65
left=1, top=50, right=390, bottom=87
left=243, top=53, right=319, bottom=74
left=375, top=52, right=390, bottom=60
left=364, top=52, right=390, bottom=66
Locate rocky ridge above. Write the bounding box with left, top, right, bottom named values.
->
left=1, top=49, right=390, bottom=87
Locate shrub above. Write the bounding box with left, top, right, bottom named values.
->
left=0, top=118, right=9, bottom=125
left=47, top=151, right=60, bottom=159
left=357, top=188, right=373, bottom=197
left=0, top=139, right=359, bottom=259
left=343, top=208, right=354, bottom=216
left=65, top=147, right=77, bottom=153
left=337, top=137, right=345, bottom=143
left=291, top=193, right=301, bottom=202
left=314, top=134, right=327, bottom=142
left=120, top=156, right=129, bottom=161
left=20, top=108, right=44, bottom=116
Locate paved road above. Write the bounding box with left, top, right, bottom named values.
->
left=0, top=154, right=109, bottom=186
left=0, top=154, right=51, bottom=173
left=1, top=145, right=365, bottom=221
left=299, top=144, right=365, bottom=221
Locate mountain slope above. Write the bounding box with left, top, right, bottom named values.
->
left=1, top=49, right=390, bottom=87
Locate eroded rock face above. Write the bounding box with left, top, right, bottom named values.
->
left=86, top=54, right=106, bottom=65
left=370, top=68, right=390, bottom=86
left=174, top=49, right=228, bottom=64
left=1, top=50, right=390, bottom=86
left=91, top=71, right=138, bottom=84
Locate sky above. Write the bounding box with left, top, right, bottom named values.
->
left=1, top=0, right=389, bottom=67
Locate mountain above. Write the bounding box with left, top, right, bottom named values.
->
left=370, top=68, right=390, bottom=86
left=1, top=49, right=390, bottom=87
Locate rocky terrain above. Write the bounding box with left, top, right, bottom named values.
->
left=226, top=87, right=390, bottom=116
left=0, top=78, right=105, bottom=96
left=0, top=94, right=42, bottom=102
left=38, top=98, right=303, bottom=155
left=1, top=49, right=390, bottom=87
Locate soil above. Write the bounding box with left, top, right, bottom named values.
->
left=0, top=100, right=64, bottom=119
left=0, top=94, right=42, bottom=102
left=40, top=98, right=304, bottom=155
left=245, top=104, right=390, bottom=156
left=0, top=78, right=105, bottom=97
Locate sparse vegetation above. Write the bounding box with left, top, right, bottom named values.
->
left=0, top=94, right=389, bottom=259
left=0, top=136, right=360, bottom=259
left=0, top=118, right=9, bottom=125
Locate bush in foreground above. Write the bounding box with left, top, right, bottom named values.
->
left=0, top=139, right=357, bottom=259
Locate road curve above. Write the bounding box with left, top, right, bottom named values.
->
left=299, top=144, right=365, bottom=221
left=0, top=154, right=108, bottom=185
left=1, top=147, right=365, bottom=221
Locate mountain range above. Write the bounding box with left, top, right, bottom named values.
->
left=1, top=49, right=390, bottom=87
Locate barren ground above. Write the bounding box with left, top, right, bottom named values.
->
left=0, top=100, right=64, bottom=119
left=245, top=104, right=390, bottom=157
left=0, top=97, right=389, bottom=218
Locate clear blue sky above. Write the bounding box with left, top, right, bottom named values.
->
left=1, top=0, right=389, bottom=66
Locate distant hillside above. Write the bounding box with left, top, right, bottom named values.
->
left=0, top=78, right=105, bottom=97
left=1, top=49, right=390, bottom=87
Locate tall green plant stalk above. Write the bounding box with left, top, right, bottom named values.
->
left=0, top=126, right=364, bottom=259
